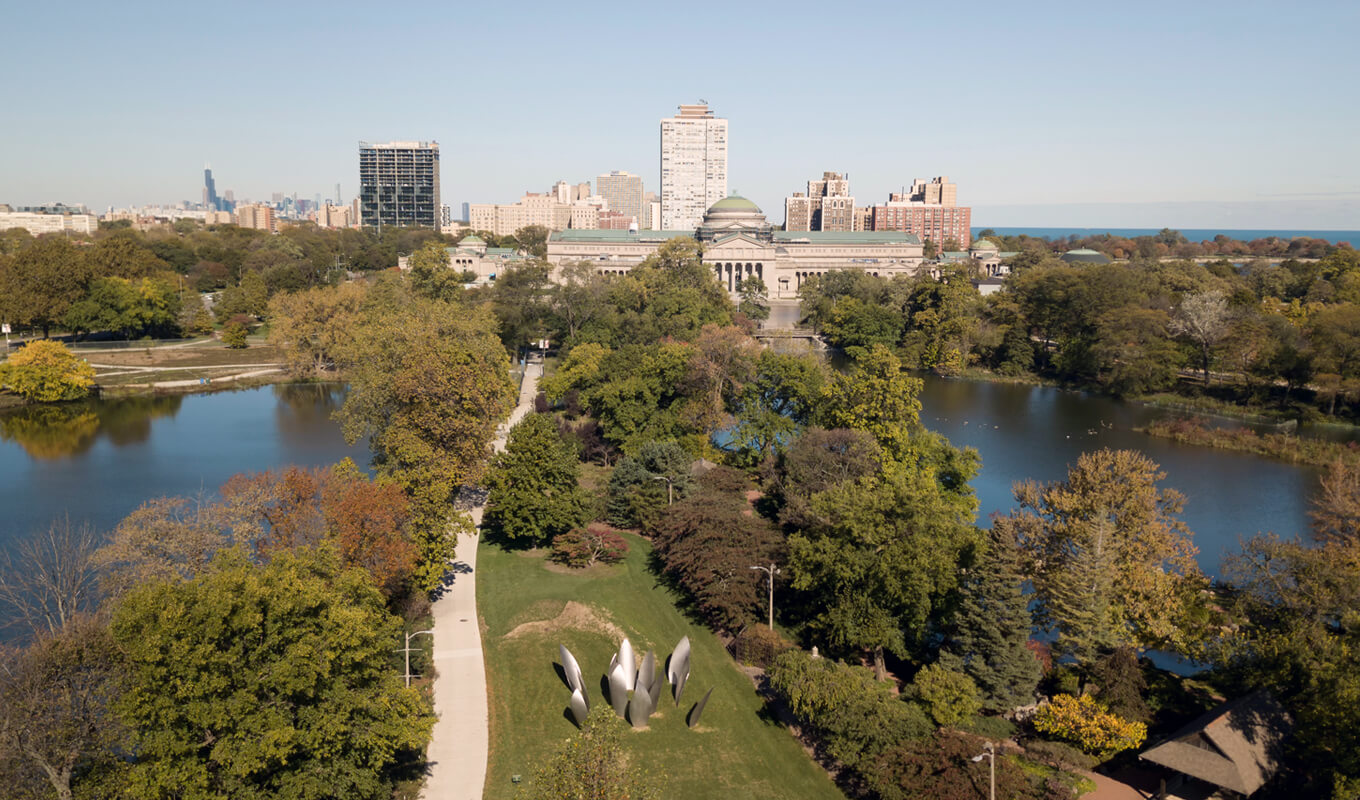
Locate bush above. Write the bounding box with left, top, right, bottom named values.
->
left=550, top=524, right=628, bottom=568
left=222, top=321, right=249, bottom=349
left=864, top=732, right=1069, bottom=800
left=1021, top=739, right=1099, bottom=772
left=730, top=625, right=792, bottom=668
left=1031, top=694, right=1147, bottom=756
left=0, top=340, right=96, bottom=402
left=910, top=663, right=984, bottom=728
left=959, top=714, right=1018, bottom=742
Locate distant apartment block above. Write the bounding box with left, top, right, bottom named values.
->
left=597, top=171, right=644, bottom=227
left=469, top=184, right=610, bottom=237
left=784, top=172, right=856, bottom=233
left=868, top=176, right=970, bottom=248
left=358, top=140, right=441, bottom=228
left=315, top=202, right=354, bottom=229
left=234, top=203, right=276, bottom=233
left=660, top=104, right=727, bottom=231
left=0, top=210, right=98, bottom=235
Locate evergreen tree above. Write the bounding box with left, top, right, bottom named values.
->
left=1092, top=646, right=1150, bottom=722
left=1044, top=515, right=1119, bottom=663
left=484, top=413, right=591, bottom=545
left=940, top=517, right=1041, bottom=712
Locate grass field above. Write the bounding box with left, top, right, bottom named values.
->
left=478, top=533, right=845, bottom=800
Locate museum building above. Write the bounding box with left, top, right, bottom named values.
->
left=546, top=196, right=926, bottom=299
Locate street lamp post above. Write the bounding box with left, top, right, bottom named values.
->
left=749, top=563, right=780, bottom=630
left=396, top=629, right=434, bottom=688
left=651, top=474, right=674, bottom=505
left=971, top=741, right=995, bottom=800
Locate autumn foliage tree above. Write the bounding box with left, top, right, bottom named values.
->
left=0, top=340, right=96, bottom=403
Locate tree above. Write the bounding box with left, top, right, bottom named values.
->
left=908, top=663, right=982, bottom=727
left=63, top=276, right=182, bottom=339
left=491, top=260, right=555, bottom=351
left=483, top=413, right=591, bottom=545
left=650, top=467, right=786, bottom=630
left=406, top=239, right=461, bottom=302
left=267, top=282, right=368, bottom=376
left=511, top=224, right=550, bottom=259
left=1170, top=289, right=1231, bottom=386
left=0, top=518, right=101, bottom=639
left=0, top=614, right=124, bottom=800
left=93, top=496, right=226, bottom=600
left=333, top=287, right=514, bottom=590
left=1310, top=458, right=1360, bottom=546
left=111, top=547, right=431, bottom=800
left=222, top=320, right=248, bottom=348
left=0, top=340, right=96, bottom=403
left=1009, top=449, right=1205, bottom=659
left=550, top=524, right=628, bottom=568
left=604, top=441, right=693, bottom=529
left=1031, top=694, right=1147, bottom=756
left=774, top=427, right=881, bottom=530
left=1092, top=647, right=1150, bottom=723
left=518, top=707, right=658, bottom=800
left=737, top=276, right=770, bottom=321
left=728, top=350, right=827, bottom=467
left=681, top=324, right=761, bottom=437
left=939, top=518, right=1041, bottom=712
left=0, top=238, right=91, bottom=337
left=551, top=261, right=614, bottom=347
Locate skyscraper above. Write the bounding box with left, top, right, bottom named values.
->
left=659, top=104, right=727, bottom=231
left=784, top=171, right=855, bottom=232
left=203, top=166, right=219, bottom=211
left=597, top=170, right=644, bottom=226
left=358, top=141, right=441, bottom=228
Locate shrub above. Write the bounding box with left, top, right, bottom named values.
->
left=910, top=663, right=984, bottom=728
left=730, top=625, right=793, bottom=668
left=550, top=524, right=628, bottom=568
left=222, top=321, right=249, bottom=349
left=0, top=340, right=96, bottom=402
left=1031, top=694, right=1147, bottom=756
left=1021, top=738, right=1099, bottom=772
left=864, top=732, right=1069, bottom=800
left=959, top=714, right=1018, bottom=742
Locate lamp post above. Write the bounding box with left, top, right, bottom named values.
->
left=749, top=563, right=780, bottom=630
left=651, top=474, right=674, bottom=505
left=971, top=741, right=995, bottom=800
left=396, top=629, right=434, bottom=688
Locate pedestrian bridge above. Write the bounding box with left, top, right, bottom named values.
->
left=751, top=328, right=827, bottom=350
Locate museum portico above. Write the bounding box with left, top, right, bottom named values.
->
left=546, top=196, right=926, bottom=298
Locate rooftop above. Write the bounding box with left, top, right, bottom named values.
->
left=708, top=196, right=761, bottom=213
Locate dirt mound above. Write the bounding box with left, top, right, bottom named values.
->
left=503, top=600, right=625, bottom=642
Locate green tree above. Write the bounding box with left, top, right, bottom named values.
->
left=491, top=260, right=555, bottom=351
left=737, top=275, right=770, bottom=321
left=908, top=663, right=982, bottom=728
left=334, top=286, right=514, bottom=589
left=406, top=239, right=461, bottom=302
left=222, top=320, right=248, bottom=348
left=111, top=547, right=431, bottom=800
left=511, top=225, right=550, bottom=259
left=1009, top=449, right=1205, bottom=660
left=484, top=414, right=591, bottom=545
left=64, top=277, right=182, bottom=339
left=0, top=340, right=96, bottom=402
left=0, top=238, right=91, bottom=337
left=939, top=518, right=1041, bottom=712
left=518, top=707, right=658, bottom=800
left=728, top=351, right=827, bottom=467
left=604, top=440, right=693, bottom=529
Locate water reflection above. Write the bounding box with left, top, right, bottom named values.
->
left=0, top=395, right=183, bottom=460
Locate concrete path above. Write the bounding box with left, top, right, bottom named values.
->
left=423, top=361, right=541, bottom=800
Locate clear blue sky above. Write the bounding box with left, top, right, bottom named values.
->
left=4, top=0, right=1357, bottom=229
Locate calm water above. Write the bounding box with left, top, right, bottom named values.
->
left=0, top=384, right=369, bottom=551
left=973, top=226, right=1360, bottom=249
left=0, top=380, right=1316, bottom=580
left=916, top=377, right=1317, bottom=575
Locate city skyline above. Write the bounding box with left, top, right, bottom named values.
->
left=3, top=0, right=1358, bottom=229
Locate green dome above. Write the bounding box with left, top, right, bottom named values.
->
left=708, top=195, right=761, bottom=213
left=460, top=235, right=485, bottom=244
left=1060, top=248, right=1112, bottom=264
left=971, top=239, right=999, bottom=250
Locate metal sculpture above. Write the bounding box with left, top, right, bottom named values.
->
left=628, top=685, right=653, bottom=728
left=569, top=687, right=589, bottom=727
left=618, top=637, right=636, bottom=691
left=668, top=635, right=692, bottom=706
left=559, top=644, right=585, bottom=695
left=607, top=662, right=630, bottom=718
left=637, top=650, right=656, bottom=693
left=687, top=687, right=714, bottom=728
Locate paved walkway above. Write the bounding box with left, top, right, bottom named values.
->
left=423, top=362, right=541, bottom=800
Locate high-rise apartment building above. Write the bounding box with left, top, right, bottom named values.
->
left=597, top=170, right=644, bottom=226
left=869, top=176, right=969, bottom=248
left=358, top=140, right=441, bottom=228
left=784, top=171, right=856, bottom=232
left=234, top=203, right=276, bottom=233
left=660, top=104, right=727, bottom=231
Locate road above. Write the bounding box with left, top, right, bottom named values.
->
left=422, top=361, right=541, bottom=800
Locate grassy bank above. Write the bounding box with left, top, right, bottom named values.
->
left=1136, top=417, right=1358, bottom=467
left=477, top=533, right=844, bottom=800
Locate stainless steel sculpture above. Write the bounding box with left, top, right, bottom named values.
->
left=559, top=644, right=585, bottom=696
left=607, top=662, right=630, bottom=719
left=668, top=635, right=692, bottom=706
left=618, top=637, right=636, bottom=691
left=628, top=685, right=653, bottom=728
left=569, top=687, right=589, bottom=727
left=647, top=670, right=663, bottom=711
left=637, top=650, right=656, bottom=693
left=687, top=687, right=714, bottom=728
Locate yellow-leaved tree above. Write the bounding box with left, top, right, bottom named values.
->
left=0, top=340, right=96, bottom=402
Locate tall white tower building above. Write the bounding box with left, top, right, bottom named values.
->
left=659, top=104, right=727, bottom=231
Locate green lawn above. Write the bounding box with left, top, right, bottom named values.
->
left=478, top=533, right=845, bottom=800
